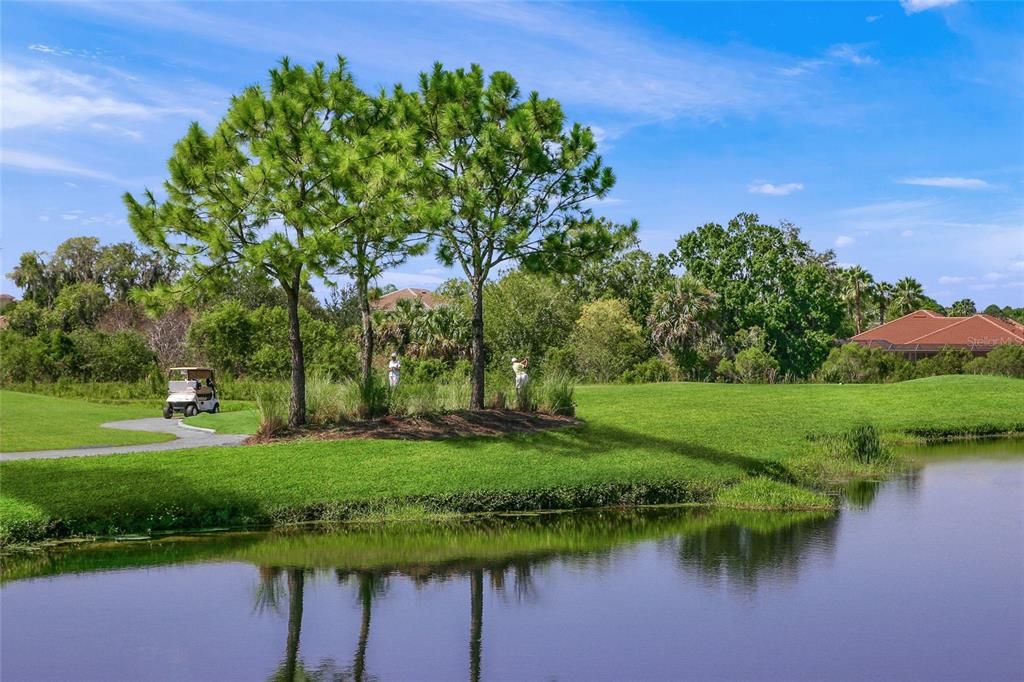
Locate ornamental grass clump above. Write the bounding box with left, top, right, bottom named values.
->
left=255, top=384, right=290, bottom=437
left=538, top=372, right=576, bottom=416
left=844, top=423, right=889, bottom=464
left=305, top=373, right=349, bottom=425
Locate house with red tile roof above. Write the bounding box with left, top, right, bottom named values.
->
left=370, top=287, right=444, bottom=311
left=850, top=310, right=1024, bottom=359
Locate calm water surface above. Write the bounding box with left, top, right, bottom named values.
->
left=2, top=440, right=1022, bottom=681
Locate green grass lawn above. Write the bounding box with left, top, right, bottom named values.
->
left=184, top=409, right=258, bottom=434
left=0, top=391, right=175, bottom=453
left=1, top=375, right=1021, bottom=544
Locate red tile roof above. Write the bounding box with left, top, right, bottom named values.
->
left=851, top=310, right=1024, bottom=349
left=370, top=287, right=443, bottom=311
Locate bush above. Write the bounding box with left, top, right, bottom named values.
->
left=915, top=346, right=973, bottom=377
left=620, top=357, right=672, bottom=384
left=70, top=329, right=156, bottom=382
left=969, top=344, right=1024, bottom=379
left=570, top=299, right=648, bottom=383
left=817, top=343, right=909, bottom=384
left=730, top=347, right=780, bottom=384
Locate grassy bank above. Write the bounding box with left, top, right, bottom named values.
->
left=0, top=391, right=175, bottom=452
left=1, top=375, right=1021, bottom=545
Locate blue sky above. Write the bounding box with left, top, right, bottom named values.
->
left=2, top=0, right=1022, bottom=306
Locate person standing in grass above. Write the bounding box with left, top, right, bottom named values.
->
left=388, top=352, right=401, bottom=389
left=512, top=356, right=529, bottom=392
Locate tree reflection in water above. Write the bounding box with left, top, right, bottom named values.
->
left=675, top=511, right=839, bottom=592
left=250, top=507, right=840, bottom=680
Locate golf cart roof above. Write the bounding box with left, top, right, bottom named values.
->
left=169, top=367, right=214, bottom=371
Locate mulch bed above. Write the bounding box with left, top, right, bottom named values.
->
left=246, top=410, right=581, bottom=444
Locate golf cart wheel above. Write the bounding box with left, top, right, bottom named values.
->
left=213, top=403, right=220, bottom=414
left=184, top=404, right=197, bottom=418
left=163, top=406, right=173, bottom=420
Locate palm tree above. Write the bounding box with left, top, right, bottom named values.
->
left=892, top=277, right=925, bottom=317
left=647, top=275, right=720, bottom=374
left=842, top=266, right=875, bottom=334
left=374, top=298, right=426, bottom=354
left=874, top=281, right=895, bottom=326
left=412, top=305, right=470, bottom=362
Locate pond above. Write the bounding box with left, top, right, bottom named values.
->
left=2, top=440, right=1022, bottom=681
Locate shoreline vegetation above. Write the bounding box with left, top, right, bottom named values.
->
left=1, top=375, right=1022, bottom=548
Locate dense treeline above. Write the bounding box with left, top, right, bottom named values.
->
left=2, top=56, right=1022, bottom=422
left=4, top=226, right=1022, bottom=391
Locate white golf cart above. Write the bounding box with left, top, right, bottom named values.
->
left=163, top=367, right=220, bottom=419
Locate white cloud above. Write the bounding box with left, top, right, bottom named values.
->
left=983, top=272, right=1006, bottom=281
left=0, top=60, right=205, bottom=131
left=938, top=275, right=973, bottom=284
left=749, top=182, right=804, bottom=196
left=901, top=229, right=914, bottom=237
left=1, top=149, right=120, bottom=182
left=900, top=0, right=960, bottom=14
left=70, top=1, right=849, bottom=126
left=38, top=215, right=50, bottom=222
left=898, top=176, right=991, bottom=189
left=866, top=15, right=883, bottom=23
left=28, top=44, right=65, bottom=55
left=89, top=122, right=144, bottom=141
left=1010, top=261, right=1024, bottom=272
left=827, top=44, right=878, bottom=66
left=835, top=235, right=855, bottom=247
left=1, top=62, right=154, bottom=130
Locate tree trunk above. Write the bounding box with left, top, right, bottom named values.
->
left=284, top=569, right=305, bottom=682
left=469, top=569, right=483, bottom=682
left=358, top=280, right=374, bottom=392
left=286, top=284, right=306, bottom=428
left=470, top=281, right=485, bottom=410
left=354, top=573, right=373, bottom=682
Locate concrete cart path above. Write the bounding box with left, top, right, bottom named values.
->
left=0, top=418, right=249, bottom=461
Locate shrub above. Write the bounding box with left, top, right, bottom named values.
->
left=817, top=343, right=909, bottom=384
left=915, top=346, right=973, bottom=377
left=5, top=300, right=44, bottom=336
left=570, top=299, right=648, bottom=383
left=970, top=344, right=1024, bottom=379
left=70, top=329, right=156, bottom=382
left=538, top=372, right=576, bottom=416
left=731, top=347, right=779, bottom=384
left=188, top=301, right=254, bottom=376
left=620, top=357, right=672, bottom=384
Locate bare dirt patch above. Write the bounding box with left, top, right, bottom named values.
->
left=246, top=410, right=580, bottom=444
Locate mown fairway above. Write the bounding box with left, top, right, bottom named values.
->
left=1, top=375, right=1021, bottom=543
left=0, top=391, right=174, bottom=453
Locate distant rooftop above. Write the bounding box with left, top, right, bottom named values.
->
left=370, top=287, right=444, bottom=311
left=850, top=310, right=1024, bottom=351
